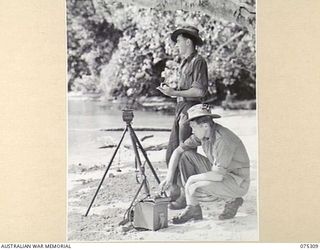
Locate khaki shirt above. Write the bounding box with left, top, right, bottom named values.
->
left=177, top=51, right=208, bottom=101
left=181, top=123, right=250, bottom=185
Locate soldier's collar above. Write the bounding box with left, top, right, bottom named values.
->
left=181, top=51, right=197, bottom=69
left=185, top=50, right=198, bottom=63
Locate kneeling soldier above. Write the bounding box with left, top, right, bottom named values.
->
left=159, top=104, right=250, bottom=223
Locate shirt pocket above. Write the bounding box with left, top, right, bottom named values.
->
left=183, top=66, right=193, bottom=78
left=180, top=67, right=192, bottom=90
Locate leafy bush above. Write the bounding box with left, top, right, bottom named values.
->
left=67, top=0, right=256, bottom=102
left=67, top=0, right=122, bottom=93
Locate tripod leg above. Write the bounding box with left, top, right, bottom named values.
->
left=128, top=125, right=149, bottom=195
left=128, top=127, right=142, bottom=166
left=85, top=126, right=128, bottom=217
left=119, top=177, right=147, bottom=226
left=129, top=124, right=161, bottom=184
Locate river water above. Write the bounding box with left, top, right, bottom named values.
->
left=68, top=99, right=257, bottom=166
left=68, top=99, right=175, bottom=165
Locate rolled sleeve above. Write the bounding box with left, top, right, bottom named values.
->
left=191, top=59, right=208, bottom=96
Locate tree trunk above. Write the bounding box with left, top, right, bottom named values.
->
left=111, top=0, right=256, bottom=32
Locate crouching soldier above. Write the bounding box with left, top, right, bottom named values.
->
left=159, top=104, right=250, bottom=223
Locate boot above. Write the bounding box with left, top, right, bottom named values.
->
left=172, top=205, right=203, bottom=224
left=169, top=185, right=181, bottom=202
left=169, top=193, right=187, bottom=210
left=218, top=197, right=243, bottom=220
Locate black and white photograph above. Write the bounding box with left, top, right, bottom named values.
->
left=67, top=0, right=257, bottom=241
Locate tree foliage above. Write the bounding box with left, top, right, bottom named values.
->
left=67, top=0, right=256, bottom=102
left=111, top=0, right=256, bottom=33
left=67, top=0, right=122, bottom=93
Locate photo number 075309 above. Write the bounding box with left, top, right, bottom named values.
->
left=300, top=244, right=319, bottom=249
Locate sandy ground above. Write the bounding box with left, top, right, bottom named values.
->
left=68, top=110, right=258, bottom=242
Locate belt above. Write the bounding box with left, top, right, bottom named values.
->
left=177, top=97, right=201, bottom=103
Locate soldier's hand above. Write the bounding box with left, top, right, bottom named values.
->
left=159, top=178, right=172, bottom=192
left=160, top=82, right=169, bottom=88
left=156, top=85, right=175, bottom=96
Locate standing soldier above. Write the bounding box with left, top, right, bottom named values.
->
left=157, top=26, right=208, bottom=204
